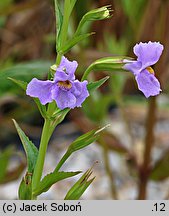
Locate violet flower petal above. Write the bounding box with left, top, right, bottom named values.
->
left=135, top=69, right=161, bottom=98
left=124, top=61, right=142, bottom=76
left=52, top=88, right=76, bottom=109
left=134, top=41, right=164, bottom=69
left=55, top=56, right=78, bottom=81
left=26, top=56, right=89, bottom=110
left=54, top=70, right=71, bottom=82
left=71, top=80, right=89, bottom=107
left=26, top=78, right=54, bottom=105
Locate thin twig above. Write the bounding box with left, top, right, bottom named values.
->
left=138, top=97, right=157, bottom=199
left=100, top=137, right=118, bottom=199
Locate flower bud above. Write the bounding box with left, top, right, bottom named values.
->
left=82, top=56, right=133, bottom=81
left=75, top=6, right=112, bottom=36
left=84, top=5, right=112, bottom=21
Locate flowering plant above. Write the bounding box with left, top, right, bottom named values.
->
left=8, top=0, right=163, bottom=200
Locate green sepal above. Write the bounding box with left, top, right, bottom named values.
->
left=18, top=172, right=32, bottom=200
left=58, top=33, right=94, bottom=54
left=33, top=171, right=81, bottom=196
left=150, top=149, right=169, bottom=181
left=68, top=126, right=109, bottom=153
left=64, top=167, right=95, bottom=200
left=82, top=56, right=133, bottom=81
left=50, top=107, right=70, bottom=124
left=13, top=120, right=38, bottom=173
left=87, top=76, right=109, bottom=92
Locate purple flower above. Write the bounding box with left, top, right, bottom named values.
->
left=124, top=41, right=164, bottom=98
left=26, top=56, right=89, bottom=110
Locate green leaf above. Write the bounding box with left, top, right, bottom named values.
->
left=13, top=120, right=38, bottom=173
left=150, top=149, right=169, bottom=181
left=8, top=77, right=27, bottom=90
left=33, top=98, right=47, bottom=118
left=34, top=171, right=81, bottom=196
left=58, top=33, right=94, bottom=54
left=87, top=76, right=109, bottom=92
left=0, top=61, right=51, bottom=80
left=0, top=61, right=51, bottom=95
left=64, top=167, right=95, bottom=200
left=0, top=146, right=14, bottom=182
left=69, top=0, right=78, bottom=14
left=18, top=173, right=32, bottom=200
left=54, top=0, right=63, bottom=49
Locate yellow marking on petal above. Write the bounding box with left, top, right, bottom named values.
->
left=58, top=80, right=72, bottom=89
left=146, top=67, right=154, bottom=74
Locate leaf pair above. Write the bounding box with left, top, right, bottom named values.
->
left=13, top=120, right=80, bottom=198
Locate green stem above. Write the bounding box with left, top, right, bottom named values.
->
left=54, top=150, right=71, bottom=172
left=138, top=97, right=157, bottom=199
left=81, top=64, right=94, bottom=81
left=74, top=16, right=85, bottom=36
left=32, top=119, right=53, bottom=194
left=56, top=52, right=62, bottom=65
left=31, top=0, right=74, bottom=199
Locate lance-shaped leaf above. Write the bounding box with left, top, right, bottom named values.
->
left=69, top=0, right=78, bottom=14
left=33, top=171, right=81, bottom=196
left=58, top=33, right=94, bottom=54
left=9, top=78, right=47, bottom=118
left=150, top=149, right=169, bottom=181
left=82, top=56, right=133, bottom=81
left=54, top=125, right=109, bottom=172
left=54, top=0, right=63, bottom=49
left=13, top=120, right=38, bottom=173
left=8, top=77, right=27, bottom=90
left=87, top=76, right=109, bottom=92
left=64, top=167, right=95, bottom=200
left=75, top=5, right=112, bottom=36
